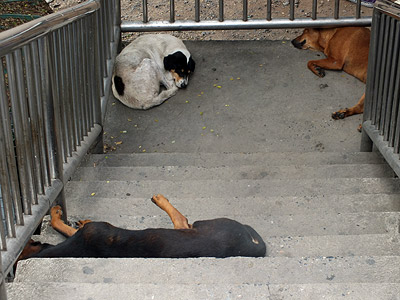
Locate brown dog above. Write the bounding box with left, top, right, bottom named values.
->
left=291, top=27, right=370, bottom=120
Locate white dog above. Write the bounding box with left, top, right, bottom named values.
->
left=112, top=34, right=195, bottom=110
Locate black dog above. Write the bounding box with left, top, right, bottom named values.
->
left=19, top=195, right=266, bottom=260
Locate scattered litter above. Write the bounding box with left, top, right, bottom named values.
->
left=120, top=130, right=127, bottom=133
left=115, top=141, right=122, bottom=145
left=139, top=145, right=142, bottom=149
left=154, top=119, right=158, bottom=122
left=106, top=181, right=110, bottom=183
left=171, top=140, right=175, bottom=144
left=202, top=126, right=206, bottom=130
left=90, top=192, right=96, bottom=196
left=128, top=118, right=132, bottom=122
left=237, top=77, right=240, bottom=80
left=186, top=100, right=189, bottom=103
left=210, top=129, right=214, bottom=132
left=112, top=102, right=116, bottom=106
left=213, top=84, right=217, bottom=87
left=225, top=104, right=230, bottom=107
left=200, top=112, right=204, bottom=116
left=230, top=77, right=234, bottom=80
left=217, top=85, right=222, bottom=88
left=134, top=124, right=138, bottom=127
left=142, top=149, right=146, bottom=152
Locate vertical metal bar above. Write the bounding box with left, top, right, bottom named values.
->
left=0, top=254, right=7, bottom=300
left=0, top=61, right=24, bottom=224
left=289, top=0, right=295, bottom=21
left=375, top=15, right=390, bottom=129
left=51, top=31, right=67, bottom=163
left=195, top=0, right=200, bottom=22
left=334, top=0, right=340, bottom=19
left=38, top=37, right=56, bottom=183
left=371, top=14, right=386, bottom=125
left=219, top=0, right=224, bottom=22
left=23, top=44, right=45, bottom=195
left=61, top=26, right=75, bottom=154
left=31, top=40, right=51, bottom=187
left=143, top=0, right=148, bottom=23
left=107, top=0, right=114, bottom=43
left=0, top=123, right=16, bottom=238
left=95, top=12, right=105, bottom=98
left=267, top=0, right=272, bottom=21
left=170, top=0, right=175, bottom=23
left=83, top=17, right=93, bottom=131
left=243, top=0, right=248, bottom=21
left=380, top=18, right=395, bottom=137
left=14, top=49, right=38, bottom=206
left=45, top=34, right=67, bottom=220
left=97, top=6, right=106, bottom=79
left=6, top=53, right=33, bottom=214
left=312, top=0, right=317, bottom=20
left=66, top=24, right=79, bottom=150
left=80, top=19, right=89, bottom=135
left=356, top=0, right=362, bottom=19
left=90, top=13, right=102, bottom=127
left=394, top=99, right=400, bottom=154
left=102, top=0, right=111, bottom=60
left=72, top=21, right=83, bottom=144
left=389, top=22, right=400, bottom=148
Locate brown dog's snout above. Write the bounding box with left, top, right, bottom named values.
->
left=291, top=38, right=306, bottom=49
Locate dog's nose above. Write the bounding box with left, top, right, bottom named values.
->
left=180, top=82, right=187, bottom=89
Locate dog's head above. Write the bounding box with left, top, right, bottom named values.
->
left=163, top=51, right=195, bottom=88
left=291, top=28, right=322, bottom=51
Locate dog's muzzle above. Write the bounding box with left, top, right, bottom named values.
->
left=176, top=77, right=189, bottom=89
left=291, top=39, right=306, bottom=49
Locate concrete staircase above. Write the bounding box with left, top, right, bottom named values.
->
left=7, top=40, right=400, bottom=299
left=8, top=151, right=400, bottom=299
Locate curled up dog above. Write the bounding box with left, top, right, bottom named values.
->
left=112, top=34, right=195, bottom=110
left=291, top=27, right=370, bottom=120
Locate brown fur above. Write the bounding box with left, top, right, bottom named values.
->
left=291, top=27, right=370, bottom=120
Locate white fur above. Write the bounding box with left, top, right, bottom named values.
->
left=112, top=34, right=192, bottom=110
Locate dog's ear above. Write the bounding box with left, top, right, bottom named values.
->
left=163, top=54, right=176, bottom=71
left=188, top=56, right=195, bottom=73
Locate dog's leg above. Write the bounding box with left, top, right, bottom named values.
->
left=151, top=194, right=192, bottom=229
left=50, top=206, right=77, bottom=237
left=307, top=58, right=344, bottom=77
left=332, top=92, right=365, bottom=120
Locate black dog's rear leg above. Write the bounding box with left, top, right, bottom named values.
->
left=151, top=194, right=192, bottom=229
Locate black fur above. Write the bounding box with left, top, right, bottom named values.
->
left=163, top=51, right=195, bottom=77
left=30, top=218, right=266, bottom=259
left=114, top=75, right=125, bottom=96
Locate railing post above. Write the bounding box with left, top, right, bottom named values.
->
left=39, top=36, right=68, bottom=221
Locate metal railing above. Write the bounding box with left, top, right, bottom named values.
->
left=0, top=0, right=120, bottom=296
left=361, top=0, right=400, bottom=175
left=122, top=0, right=373, bottom=33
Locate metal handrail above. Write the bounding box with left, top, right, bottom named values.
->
left=0, top=0, right=120, bottom=297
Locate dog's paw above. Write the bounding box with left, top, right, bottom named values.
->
left=315, top=66, right=325, bottom=77
left=50, top=205, right=63, bottom=218
left=332, top=110, right=346, bottom=120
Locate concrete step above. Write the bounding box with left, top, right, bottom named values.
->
left=64, top=178, right=400, bottom=198
left=40, top=211, right=400, bottom=237
left=14, top=256, right=400, bottom=284
left=64, top=194, right=400, bottom=217
left=81, top=152, right=386, bottom=167
left=7, top=282, right=400, bottom=300
left=72, top=163, right=394, bottom=181
left=33, top=231, right=400, bottom=258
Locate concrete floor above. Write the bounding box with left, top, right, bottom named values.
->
left=103, top=40, right=365, bottom=154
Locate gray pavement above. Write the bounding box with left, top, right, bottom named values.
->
left=103, top=40, right=365, bottom=154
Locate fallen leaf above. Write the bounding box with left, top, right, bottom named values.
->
left=115, top=141, right=123, bottom=145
